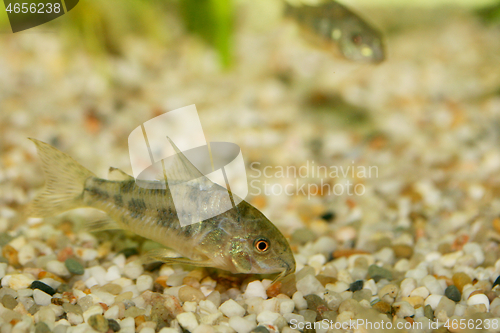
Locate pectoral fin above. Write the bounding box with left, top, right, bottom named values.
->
left=142, top=248, right=212, bottom=268
left=231, top=251, right=252, bottom=273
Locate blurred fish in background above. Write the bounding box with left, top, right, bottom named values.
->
left=284, top=0, right=385, bottom=63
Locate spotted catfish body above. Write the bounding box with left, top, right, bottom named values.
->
left=28, top=138, right=295, bottom=278
left=285, top=1, right=385, bottom=63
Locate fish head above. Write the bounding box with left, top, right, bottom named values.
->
left=227, top=201, right=296, bottom=277
left=335, top=19, right=385, bottom=63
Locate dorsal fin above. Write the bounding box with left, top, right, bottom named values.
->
left=108, top=167, right=134, bottom=181
left=163, top=137, right=213, bottom=190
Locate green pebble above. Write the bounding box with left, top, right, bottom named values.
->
left=367, top=264, right=392, bottom=282
left=1, top=295, right=17, bottom=310
left=88, top=314, right=109, bottom=333
left=118, top=247, right=139, bottom=258
left=107, top=319, right=121, bottom=332
left=251, top=326, right=270, bottom=333
left=35, top=322, right=51, bottom=333
left=424, top=304, right=434, bottom=321
left=65, top=258, right=84, bottom=275
left=28, top=304, right=40, bottom=315
left=0, top=233, right=13, bottom=247
left=444, top=285, right=461, bottom=302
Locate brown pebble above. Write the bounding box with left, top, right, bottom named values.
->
left=134, top=315, right=146, bottom=328
left=493, top=218, right=500, bottom=233
left=333, top=249, right=369, bottom=258
left=402, top=296, right=424, bottom=307
left=178, top=286, right=205, bottom=303
left=392, top=244, right=413, bottom=259
left=468, top=290, right=485, bottom=299
left=372, top=301, right=391, bottom=314
left=182, top=276, right=201, bottom=289
left=316, top=275, right=338, bottom=287
left=437, top=243, right=453, bottom=255
left=57, top=247, right=73, bottom=262
left=38, top=271, right=65, bottom=283
left=266, top=282, right=281, bottom=298
left=487, top=291, right=497, bottom=303
left=155, top=276, right=168, bottom=288
left=452, top=272, right=472, bottom=292
left=99, top=302, right=108, bottom=311
left=2, top=245, right=19, bottom=266
left=164, top=295, right=183, bottom=316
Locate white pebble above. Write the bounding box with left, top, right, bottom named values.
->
left=325, top=281, right=349, bottom=293
left=256, top=310, right=280, bottom=325
left=177, top=312, right=199, bottom=331
left=292, top=292, right=308, bottom=310
left=394, top=259, right=410, bottom=272
left=279, top=299, right=295, bottom=314
left=140, top=328, right=155, bottom=333
left=228, top=316, right=257, bottom=333
left=136, top=275, right=154, bottom=292
left=411, top=286, right=430, bottom=299
left=89, top=266, right=107, bottom=286
left=105, top=265, right=121, bottom=282
left=308, top=254, right=326, bottom=271
left=199, top=300, right=218, bottom=315
left=364, top=279, right=377, bottom=295
left=422, top=275, right=444, bottom=295
left=424, top=295, right=443, bottom=310
left=400, top=278, right=416, bottom=297
left=18, top=244, right=36, bottom=265
left=83, top=305, right=103, bottom=322
left=79, top=248, right=98, bottom=261
left=67, top=313, right=83, bottom=325
left=200, top=312, right=222, bottom=326
left=219, top=299, right=246, bottom=317
left=393, top=301, right=415, bottom=318
left=467, top=294, right=490, bottom=311
left=243, top=281, right=267, bottom=299
left=296, top=274, right=325, bottom=296
left=0, top=263, right=7, bottom=279
left=104, top=305, right=120, bottom=320
left=8, top=273, right=34, bottom=290
left=158, top=328, right=179, bottom=333
left=46, top=260, right=70, bottom=277
left=33, top=289, right=52, bottom=306
left=183, top=301, right=197, bottom=312
left=440, top=251, right=463, bottom=268
left=124, top=260, right=144, bottom=279
left=405, top=268, right=428, bottom=281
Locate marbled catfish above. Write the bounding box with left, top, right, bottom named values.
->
left=28, top=138, right=295, bottom=279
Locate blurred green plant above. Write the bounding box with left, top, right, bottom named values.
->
left=476, top=0, right=500, bottom=24
left=57, top=0, right=234, bottom=67
left=179, top=0, right=233, bottom=67
left=58, top=0, right=168, bottom=56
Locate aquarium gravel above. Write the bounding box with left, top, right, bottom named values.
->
left=1, top=3, right=500, bottom=333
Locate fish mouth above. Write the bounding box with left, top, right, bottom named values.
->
left=270, top=259, right=295, bottom=284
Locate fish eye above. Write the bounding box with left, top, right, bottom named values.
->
left=254, top=238, right=270, bottom=253
left=351, top=33, right=362, bottom=45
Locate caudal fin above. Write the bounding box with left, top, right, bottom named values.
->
left=28, top=138, right=96, bottom=217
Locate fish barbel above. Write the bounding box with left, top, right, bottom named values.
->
left=27, top=138, right=295, bottom=278
left=285, top=0, right=385, bottom=63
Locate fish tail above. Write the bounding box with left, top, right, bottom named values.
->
left=27, top=138, right=96, bottom=217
